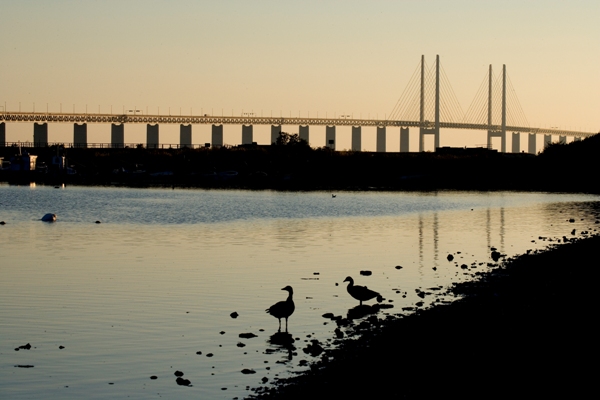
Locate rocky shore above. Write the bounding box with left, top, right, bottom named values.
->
left=250, top=232, right=599, bottom=399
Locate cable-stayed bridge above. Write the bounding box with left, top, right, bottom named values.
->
left=0, top=55, right=596, bottom=153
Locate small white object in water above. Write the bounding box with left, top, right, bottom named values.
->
left=41, top=213, right=57, bottom=222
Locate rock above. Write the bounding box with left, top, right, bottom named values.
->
left=0, top=221, right=5, bottom=225
left=491, top=251, right=502, bottom=262
left=150, top=376, right=157, bottom=380
left=569, top=218, right=575, bottom=223
left=219, top=331, right=226, bottom=335
left=176, top=377, right=191, bottom=386
left=59, top=346, right=65, bottom=349
left=395, top=265, right=403, bottom=269
left=206, top=353, right=214, bottom=357
left=237, top=342, right=246, bottom=347
left=303, top=341, right=324, bottom=357
left=230, top=311, right=239, bottom=319
left=571, top=229, right=576, bottom=235
left=15, top=343, right=32, bottom=351
left=447, top=254, right=454, bottom=261
left=239, top=332, right=257, bottom=339
left=461, top=264, right=468, bottom=269
left=95, top=221, right=101, bottom=224
left=41, top=213, right=57, bottom=222
left=322, top=313, right=335, bottom=319
left=262, top=377, right=269, bottom=383
left=360, top=270, right=372, bottom=276
left=334, top=328, right=344, bottom=338
left=14, top=365, right=34, bottom=368
left=241, top=368, right=256, bottom=374
left=174, top=371, right=184, bottom=377
left=196, top=351, right=202, bottom=355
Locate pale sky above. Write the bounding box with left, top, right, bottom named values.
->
left=1, top=0, right=598, bottom=151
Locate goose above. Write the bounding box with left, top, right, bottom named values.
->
left=344, top=276, right=383, bottom=305
left=266, top=286, right=295, bottom=332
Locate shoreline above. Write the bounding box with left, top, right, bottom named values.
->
left=249, top=231, right=599, bottom=399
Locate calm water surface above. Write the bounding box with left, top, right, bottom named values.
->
left=1, top=184, right=598, bottom=399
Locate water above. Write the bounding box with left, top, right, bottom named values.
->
left=1, top=184, right=599, bottom=399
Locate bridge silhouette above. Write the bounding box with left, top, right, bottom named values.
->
left=0, top=55, right=595, bottom=153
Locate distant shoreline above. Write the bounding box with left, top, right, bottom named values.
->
left=1, top=141, right=598, bottom=194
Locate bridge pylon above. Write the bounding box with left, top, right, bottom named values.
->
left=486, top=64, right=507, bottom=152
left=419, top=55, right=440, bottom=152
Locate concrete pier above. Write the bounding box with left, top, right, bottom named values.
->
left=211, top=125, right=223, bottom=147
left=544, top=135, right=552, bottom=148
left=400, top=127, right=409, bottom=152
left=351, top=126, right=361, bottom=151
left=271, top=125, right=282, bottom=144
left=147, top=124, right=159, bottom=149
left=111, top=124, right=124, bottom=148
left=326, top=126, right=336, bottom=150
left=574, top=137, right=581, bottom=142
left=487, top=130, right=506, bottom=153
left=299, top=125, right=309, bottom=144
left=34, top=123, right=48, bottom=147
left=512, top=132, right=520, bottom=153
left=242, top=125, right=253, bottom=145
left=528, top=133, right=536, bottom=154
left=180, top=124, right=192, bottom=148
left=559, top=136, right=566, bottom=145
left=376, top=127, right=386, bottom=153
left=74, top=123, right=87, bottom=148
left=0, top=122, right=5, bottom=147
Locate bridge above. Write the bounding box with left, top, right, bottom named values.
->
left=0, top=55, right=595, bottom=153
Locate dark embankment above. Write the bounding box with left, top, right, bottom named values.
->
left=2, top=132, right=599, bottom=192
left=250, top=234, right=599, bottom=399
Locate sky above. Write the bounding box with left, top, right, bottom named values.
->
left=1, top=0, right=598, bottom=151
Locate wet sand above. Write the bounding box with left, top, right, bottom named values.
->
left=251, top=234, right=598, bottom=399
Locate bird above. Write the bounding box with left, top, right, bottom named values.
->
left=344, top=276, right=383, bottom=306
left=266, top=286, right=295, bottom=332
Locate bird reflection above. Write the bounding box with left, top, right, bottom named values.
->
left=265, top=285, right=295, bottom=332
left=343, top=276, right=383, bottom=306
left=346, top=304, right=380, bottom=320
left=268, top=331, right=296, bottom=361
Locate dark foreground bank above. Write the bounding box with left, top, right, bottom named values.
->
left=250, top=233, right=599, bottom=399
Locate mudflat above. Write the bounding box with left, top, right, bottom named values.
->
left=251, top=234, right=599, bottom=399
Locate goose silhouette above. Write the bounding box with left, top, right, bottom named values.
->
left=266, top=286, right=295, bottom=332
left=344, top=276, right=383, bottom=305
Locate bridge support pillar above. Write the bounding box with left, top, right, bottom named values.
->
left=111, top=124, right=124, bottom=148
left=211, top=125, right=223, bottom=147
left=528, top=133, right=536, bottom=154
left=351, top=126, right=361, bottom=151
left=180, top=124, right=192, bottom=148
left=574, top=136, right=581, bottom=142
left=271, top=125, right=282, bottom=144
left=543, top=135, right=552, bottom=148
left=511, top=132, right=520, bottom=153
left=0, top=122, right=5, bottom=147
left=299, top=125, right=309, bottom=144
left=376, top=126, right=386, bottom=152
left=419, top=128, right=438, bottom=152
left=34, top=123, right=48, bottom=147
left=487, top=130, right=506, bottom=152
left=74, top=123, right=87, bottom=148
left=559, top=136, right=566, bottom=144
left=242, top=125, right=253, bottom=145
left=400, top=127, right=409, bottom=152
left=147, top=124, right=159, bottom=149
left=326, top=126, right=335, bottom=150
